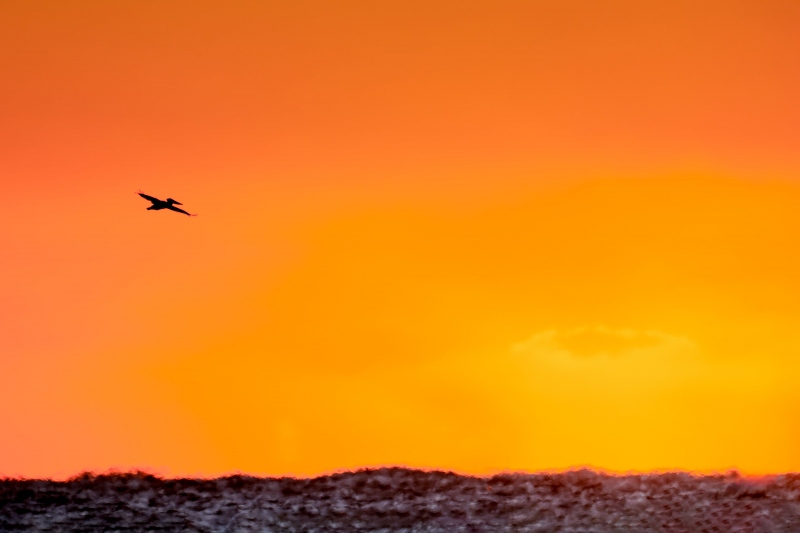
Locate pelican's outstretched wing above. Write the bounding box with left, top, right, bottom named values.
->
left=137, top=191, right=161, bottom=203
left=167, top=205, right=197, bottom=217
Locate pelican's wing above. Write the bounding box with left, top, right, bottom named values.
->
left=137, top=191, right=161, bottom=203
left=167, top=205, right=196, bottom=217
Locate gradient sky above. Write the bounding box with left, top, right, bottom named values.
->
left=2, top=1, right=800, bottom=479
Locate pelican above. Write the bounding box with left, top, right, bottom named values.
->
left=137, top=191, right=197, bottom=216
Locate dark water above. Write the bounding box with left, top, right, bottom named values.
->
left=2, top=468, right=799, bottom=532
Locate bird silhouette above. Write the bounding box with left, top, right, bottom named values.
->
left=137, top=191, right=197, bottom=216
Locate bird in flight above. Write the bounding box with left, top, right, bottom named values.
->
left=137, top=191, right=197, bottom=216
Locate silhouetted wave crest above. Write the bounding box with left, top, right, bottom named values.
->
left=2, top=467, right=800, bottom=531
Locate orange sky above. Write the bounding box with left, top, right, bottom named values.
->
left=1, top=1, right=800, bottom=479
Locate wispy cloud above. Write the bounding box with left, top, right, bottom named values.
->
left=511, top=326, right=704, bottom=396
left=512, top=326, right=695, bottom=359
